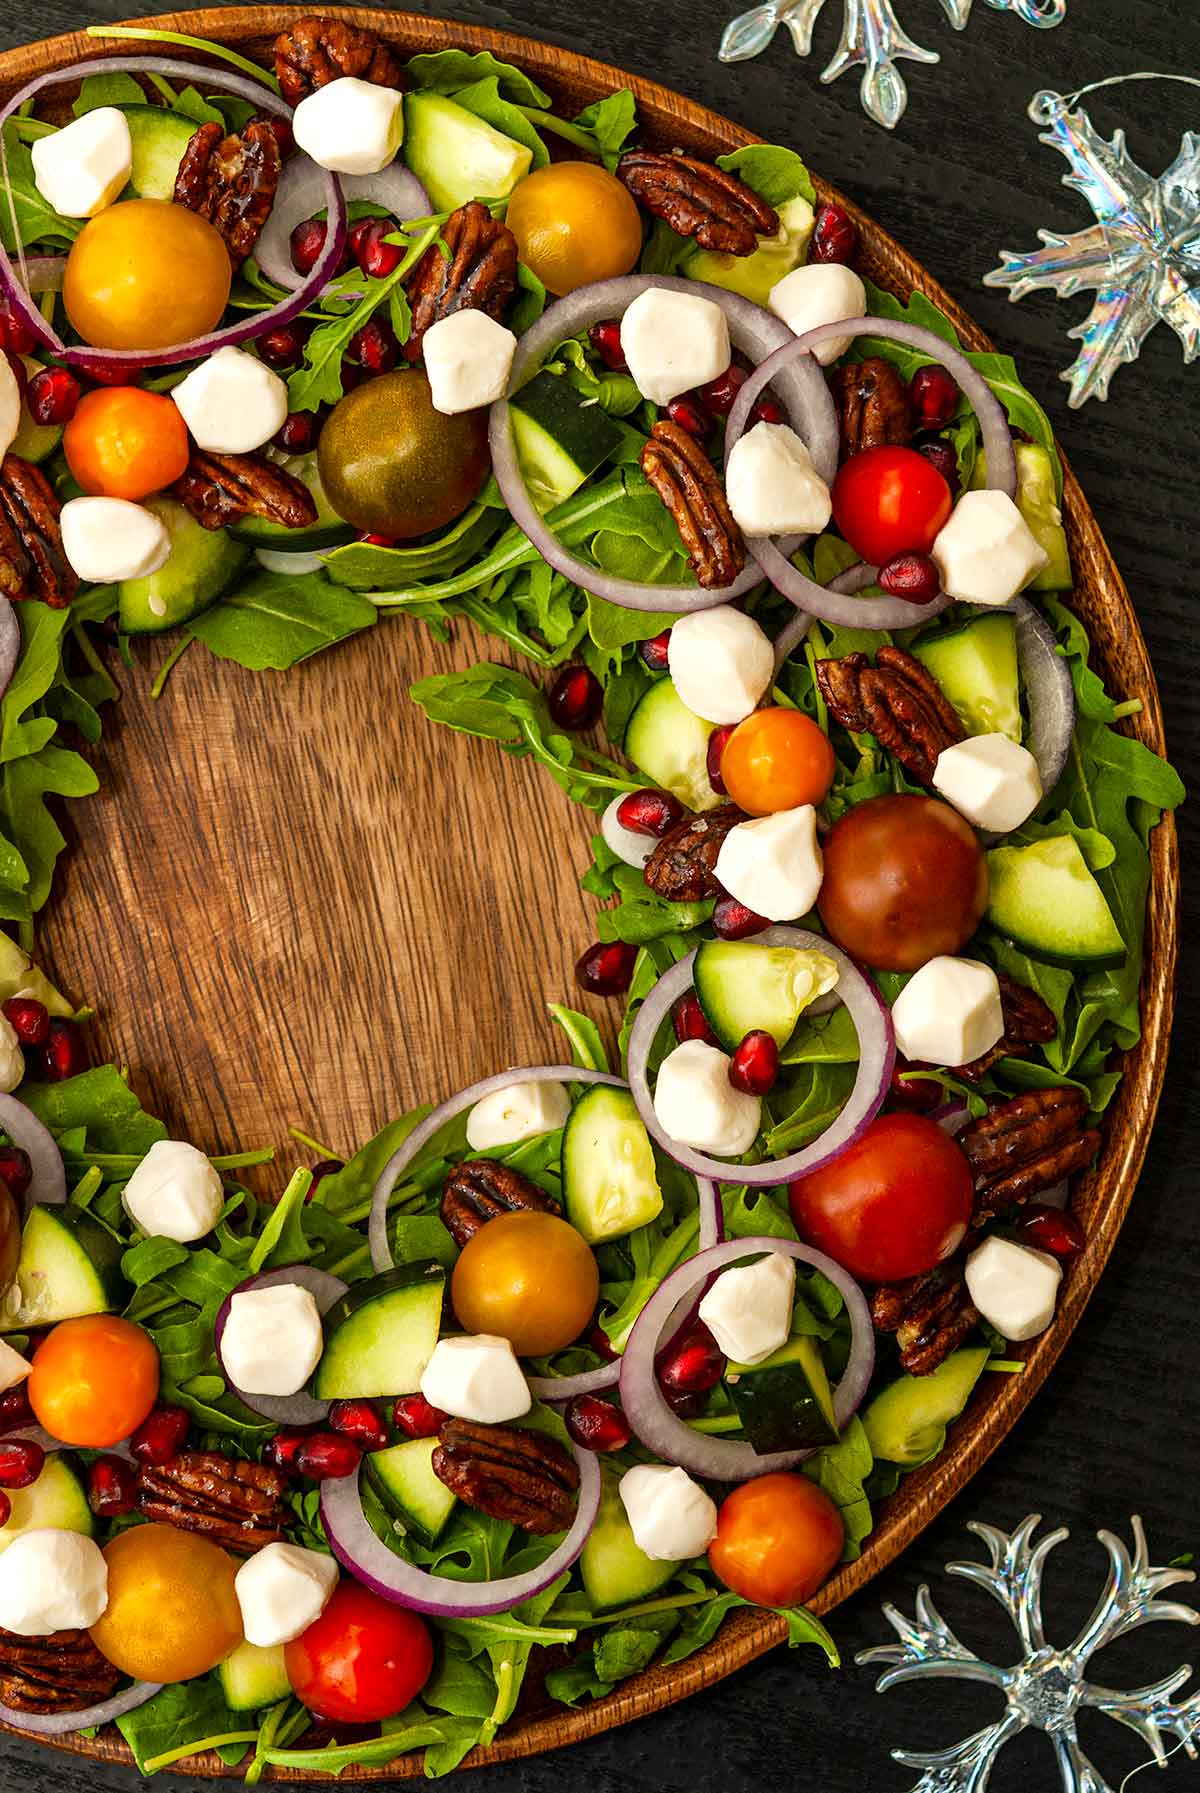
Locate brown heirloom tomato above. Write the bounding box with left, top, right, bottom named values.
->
left=318, top=371, right=490, bottom=538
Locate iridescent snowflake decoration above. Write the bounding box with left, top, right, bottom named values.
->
left=718, top=0, right=1066, bottom=131
left=984, top=87, right=1200, bottom=406
left=857, top=1515, right=1200, bottom=1792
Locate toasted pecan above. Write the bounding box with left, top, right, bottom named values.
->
left=643, top=802, right=747, bottom=903
left=640, top=418, right=745, bottom=590
left=137, top=1450, right=289, bottom=1554
left=617, top=149, right=778, bottom=254
left=173, top=450, right=319, bottom=532
left=0, top=456, right=76, bottom=607
left=433, top=1419, right=579, bottom=1534
left=871, top=1263, right=980, bottom=1376
left=816, top=644, right=964, bottom=785
left=959, top=1088, right=1100, bottom=1220
left=441, top=1159, right=562, bottom=1248
left=274, top=15, right=403, bottom=106
left=173, top=118, right=282, bottom=268
left=403, top=202, right=518, bottom=363
left=830, top=356, right=913, bottom=461
left=0, top=1628, right=119, bottom=1714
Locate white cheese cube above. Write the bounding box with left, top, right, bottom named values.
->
left=0, top=1014, right=22, bottom=1094
left=768, top=264, right=867, bottom=366
left=0, top=355, right=21, bottom=463
left=465, top=1081, right=570, bottom=1152
left=423, top=311, right=518, bottom=414
left=619, top=288, right=731, bottom=407
left=30, top=108, right=132, bottom=219
left=60, top=497, right=170, bottom=584
left=932, top=733, right=1043, bottom=833
left=292, top=76, right=404, bottom=176
left=221, top=1284, right=325, bottom=1397
left=172, top=347, right=289, bottom=454
left=698, top=1252, right=795, bottom=1365
left=965, top=1236, right=1062, bottom=1342
left=653, top=1039, right=761, bottom=1158
left=714, top=805, right=823, bottom=923
left=724, top=422, right=832, bottom=538
left=891, top=956, right=1004, bottom=1068
left=420, top=1334, right=531, bottom=1422
left=0, top=1340, right=30, bottom=1394
left=235, top=1543, right=338, bottom=1647
left=122, top=1139, right=224, bottom=1243
left=667, top=606, right=774, bottom=725
left=931, top=489, right=1049, bottom=606
left=619, top=1465, right=718, bottom=1562
left=0, top=1530, right=108, bottom=1635
left=600, top=794, right=655, bottom=870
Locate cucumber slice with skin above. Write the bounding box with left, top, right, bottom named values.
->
left=0, top=1451, right=93, bottom=1552
left=118, top=498, right=250, bottom=635
left=682, top=195, right=815, bottom=308
left=313, top=1261, right=445, bottom=1400
left=913, top=612, right=1021, bottom=741
left=403, top=91, right=532, bottom=213
left=726, top=1333, right=838, bottom=1454
left=581, top=1476, right=674, bottom=1611
left=226, top=453, right=354, bottom=551
left=123, top=106, right=202, bottom=200
left=218, top=1639, right=291, bottom=1712
left=1, top=1205, right=126, bottom=1332
left=863, top=1346, right=989, bottom=1466
left=509, top=371, right=623, bottom=511
left=624, top=679, right=721, bottom=814
left=562, top=1086, right=662, bottom=1245
left=367, top=1435, right=457, bottom=1546
left=987, top=835, right=1125, bottom=966
left=693, top=940, right=840, bottom=1052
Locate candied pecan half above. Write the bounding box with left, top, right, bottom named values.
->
left=173, top=450, right=318, bottom=532
left=871, top=1262, right=980, bottom=1377
left=137, top=1450, right=289, bottom=1554
left=173, top=118, right=282, bottom=268
left=0, top=1628, right=118, bottom=1714
left=617, top=149, right=778, bottom=255
left=829, top=357, right=913, bottom=461
left=403, top=202, right=518, bottom=363
left=640, top=418, right=745, bottom=590
left=0, top=456, right=76, bottom=607
left=959, top=973, right=1058, bottom=1081
left=274, top=15, right=403, bottom=106
left=817, top=644, right=964, bottom=784
left=959, top=1088, right=1100, bottom=1221
left=433, top=1419, right=579, bottom=1535
left=643, top=803, right=748, bottom=903
left=441, top=1158, right=562, bottom=1248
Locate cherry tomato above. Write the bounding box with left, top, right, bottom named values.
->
left=90, top=1524, right=242, bottom=1681
left=319, top=371, right=489, bottom=538
left=64, top=386, right=191, bottom=501
left=709, top=1472, right=844, bottom=1607
left=452, top=1211, right=600, bottom=1356
left=719, top=707, right=836, bottom=816
left=507, top=163, right=642, bottom=297
left=64, top=201, right=231, bottom=352
left=28, top=1314, right=160, bottom=1448
left=831, top=445, right=953, bottom=567
left=285, top=1580, right=433, bottom=1723
left=789, top=1112, right=973, bottom=1282
left=819, top=793, right=988, bottom=971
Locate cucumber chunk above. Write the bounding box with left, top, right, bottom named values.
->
left=581, top=1476, right=674, bottom=1611
left=973, top=442, right=1070, bottom=592
left=367, top=1436, right=457, bottom=1546
left=693, top=940, right=840, bottom=1051
left=0, top=934, right=72, bottom=1014
left=862, top=1346, right=989, bottom=1465
left=119, top=498, right=250, bottom=635
left=218, top=1639, right=291, bottom=1712
left=913, top=612, right=1021, bottom=741
left=682, top=195, right=815, bottom=307
left=1, top=1205, right=126, bottom=1332
left=404, top=92, right=532, bottom=212
left=0, top=1450, right=93, bottom=1552
left=987, top=835, right=1125, bottom=965
left=727, top=1333, right=838, bottom=1453
left=562, top=1086, right=662, bottom=1245
left=624, top=679, right=721, bottom=814
left=226, top=453, right=354, bottom=551
left=509, top=371, right=623, bottom=511
left=314, top=1262, right=445, bottom=1400
left=124, top=106, right=200, bottom=200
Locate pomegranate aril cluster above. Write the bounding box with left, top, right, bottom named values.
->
left=0, top=1145, right=31, bottom=1201
left=672, top=990, right=716, bottom=1046
left=37, top=1017, right=88, bottom=1082
left=810, top=202, right=858, bottom=267
left=588, top=319, right=626, bottom=372
left=878, top=552, right=941, bottom=604
left=348, top=215, right=403, bottom=280
left=707, top=725, right=735, bottom=795
left=910, top=363, right=959, bottom=432
left=258, top=321, right=310, bottom=372
left=129, top=1403, right=189, bottom=1467
left=564, top=1394, right=631, bottom=1454
left=274, top=410, right=322, bottom=455
left=0, top=1437, right=44, bottom=1489
left=3, top=997, right=49, bottom=1046
left=392, top=1394, right=446, bottom=1440
left=328, top=1398, right=389, bottom=1452
left=712, top=894, right=769, bottom=940
left=638, top=630, right=671, bottom=673
left=729, top=1029, right=778, bottom=1096
left=658, top=1320, right=723, bottom=1406
left=26, top=367, right=80, bottom=427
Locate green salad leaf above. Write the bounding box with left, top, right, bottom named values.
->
left=187, top=572, right=378, bottom=671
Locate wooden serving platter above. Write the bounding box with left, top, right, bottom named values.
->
left=0, top=7, right=1178, bottom=1780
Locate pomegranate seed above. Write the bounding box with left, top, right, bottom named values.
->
left=87, top=1454, right=137, bottom=1519
left=810, top=202, right=858, bottom=266
left=712, top=895, right=770, bottom=940
left=328, top=1399, right=389, bottom=1452
left=910, top=364, right=959, bottom=432
left=0, top=1438, right=44, bottom=1489
left=1017, top=1204, right=1085, bottom=1260
left=585, top=1321, right=619, bottom=1363
left=878, top=552, right=941, bottom=604
left=257, top=322, right=309, bottom=372
left=347, top=316, right=399, bottom=376
left=658, top=1321, right=723, bottom=1397
left=548, top=664, right=603, bottom=731
left=917, top=437, right=959, bottom=494
left=564, top=1394, right=632, bottom=1454
left=615, top=788, right=684, bottom=838
left=360, top=532, right=396, bottom=548
left=0, top=1147, right=32, bottom=1202
left=698, top=364, right=748, bottom=415
left=666, top=396, right=712, bottom=439
left=672, top=990, right=716, bottom=1046
left=129, top=1404, right=189, bottom=1468
left=2, top=997, right=49, bottom=1046
left=664, top=1385, right=708, bottom=1418
left=751, top=396, right=786, bottom=426
left=588, top=319, right=627, bottom=372
left=707, top=724, right=735, bottom=795
left=888, top=1056, right=941, bottom=1112
left=273, top=410, right=321, bottom=455
left=351, top=217, right=404, bottom=280
left=0, top=1491, right=9, bottom=1528
left=290, top=216, right=330, bottom=277
left=392, top=1394, right=446, bottom=1440
left=0, top=298, right=36, bottom=357
left=26, top=366, right=80, bottom=427
left=729, top=1029, right=779, bottom=1095
left=0, top=1386, right=33, bottom=1435
left=575, top=940, right=638, bottom=998
left=296, top=1431, right=363, bottom=1481
left=638, top=630, right=671, bottom=673
left=264, top=1428, right=312, bottom=1474
left=39, top=1018, right=87, bottom=1081
left=306, top=1158, right=343, bottom=1202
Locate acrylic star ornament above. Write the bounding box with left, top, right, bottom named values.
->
left=858, top=1514, right=1200, bottom=1792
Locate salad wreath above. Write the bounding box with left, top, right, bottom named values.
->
left=0, top=10, right=1182, bottom=1781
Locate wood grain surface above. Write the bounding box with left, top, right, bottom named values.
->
left=0, top=6, right=1181, bottom=1786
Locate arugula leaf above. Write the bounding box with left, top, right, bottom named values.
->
left=804, top=1416, right=875, bottom=1558
left=549, top=1003, right=610, bottom=1071
left=716, top=144, right=816, bottom=208
left=72, top=71, right=148, bottom=114
left=188, top=573, right=377, bottom=671
left=21, top=1066, right=168, bottom=1155
left=0, top=745, right=100, bottom=921
left=571, top=90, right=638, bottom=167
left=1, top=604, right=72, bottom=763
left=315, top=1108, right=430, bottom=1219
left=406, top=49, right=552, bottom=110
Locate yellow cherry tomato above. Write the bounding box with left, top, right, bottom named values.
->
left=64, top=386, right=191, bottom=500
left=451, top=1211, right=600, bottom=1355
left=28, top=1314, right=160, bottom=1448
left=506, top=163, right=642, bottom=297
left=90, top=1525, right=242, bottom=1682
left=720, top=706, right=837, bottom=816
left=63, top=199, right=232, bottom=351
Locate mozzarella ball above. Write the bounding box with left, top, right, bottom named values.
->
left=172, top=347, right=289, bottom=454
left=667, top=606, right=774, bottom=725
left=619, top=288, right=731, bottom=406
left=725, top=422, right=832, bottom=537
left=653, top=1039, right=761, bottom=1157
left=768, top=264, right=867, bottom=365
left=122, top=1139, right=224, bottom=1243
left=714, top=805, right=823, bottom=922
left=60, top=498, right=171, bottom=584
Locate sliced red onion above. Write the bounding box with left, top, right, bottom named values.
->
left=256, top=158, right=430, bottom=291
left=214, top=1265, right=347, bottom=1425
left=0, top=1680, right=162, bottom=1736
left=620, top=1235, right=874, bottom=1480
left=1010, top=594, right=1075, bottom=797
left=0, top=1094, right=65, bottom=1207
left=627, top=927, right=894, bottom=1187
left=321, top=1441, right=601, bottom=1615
left=934, top=1100, right=970, bottom=1136
left=0, top=598, right=20, bottom=704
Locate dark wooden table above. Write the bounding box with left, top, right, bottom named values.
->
left=0, top=3, right=1196, bottom=1791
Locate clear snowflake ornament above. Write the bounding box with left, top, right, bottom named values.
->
left=857, top=1514, right=1200, bottom=1792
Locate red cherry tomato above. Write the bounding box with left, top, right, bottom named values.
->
left=831, top=446, right=953, bottom=567
left=709, top=1472, right=844, bottom=1607
left=284, top=1580, right=433, bottom=1723
left=788, top=1113, right=973, bottom=1282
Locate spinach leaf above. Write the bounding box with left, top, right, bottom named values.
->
left=188, top=572, right=377, bottom=670
left=22, top=1065, right=167, bottom=1155
left=571, top=90, right=638, bottom=167
left=116, top=1678, right=252, bottom=1775
left=0, top=745, right=100, bottom=921
left=804, top=1416, right=875, bottom=1558
left=406, top=49, right=552, bottom=110
left=72, top=71, right=148, bottom=114
left=716, top=144, right=816, bottom=207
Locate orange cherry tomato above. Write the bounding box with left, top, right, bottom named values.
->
left=91, top=1525, right=242, bottom=1682
left=719, top=707, right=836, bottom=816
left=286, top=1581, right=433, bottom=1723
left=452, top=1211, right=600, bottom=1355
left=63, top=199, right=231, bottom=352
left=506, top=163, right=642, bottom=296
left=64, top=386, right=191, bottom=500
left=29, top=1314, right=160, bottom=1448
left=709, top=1472, right=844, bottom=1607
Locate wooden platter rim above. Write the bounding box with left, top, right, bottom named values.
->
left=0, top=6, right=1178, bottom=1779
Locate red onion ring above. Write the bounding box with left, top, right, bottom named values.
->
left=1010, top=594, right=1075, bottom=796
left=213, top=1264, right=347, bottom=1424
left=619, top=1235, right=875, bottom=1480
left=256, top=158, right=430, bottom=292
left=0, top=1680, right=162, bottom=1737
left=320, top=1439, right=601, bottom=1615
left=0, top=1094, right=65, bottom=1207
left=0, top=598, right=20, bottom=705
left=627, top=927, right=894, bottom=1187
